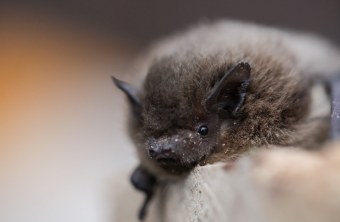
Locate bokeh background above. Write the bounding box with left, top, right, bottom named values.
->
left=1, top=1, right=339, bottom=222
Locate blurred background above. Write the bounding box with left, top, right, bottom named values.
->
left=0, top=1, right=339, bottom=222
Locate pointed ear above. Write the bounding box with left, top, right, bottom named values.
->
left=111, top=76, right=142, bottom=119
left=204, top=62, right=251, bottom=118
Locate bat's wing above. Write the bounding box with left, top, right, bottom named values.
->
left=130, top=165, right=157, bottom=221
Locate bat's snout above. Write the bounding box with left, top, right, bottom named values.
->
left=147, top=137, right=180, bottom=166
left=148, top=143, right=175, bottom=159
left=146, top=133, right=203, bottom=173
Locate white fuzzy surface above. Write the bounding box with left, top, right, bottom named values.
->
left=128, top=144, right=340, bottom=222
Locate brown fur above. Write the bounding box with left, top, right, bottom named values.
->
left=122, top=21, right=339, bottom=178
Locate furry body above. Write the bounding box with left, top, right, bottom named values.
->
left=120, top=21, right=339, bottom=178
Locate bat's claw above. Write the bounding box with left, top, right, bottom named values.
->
left=130, top=166, right=157, bottom=220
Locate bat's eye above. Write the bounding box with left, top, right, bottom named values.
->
left=198, top=125, right=209, bottom=136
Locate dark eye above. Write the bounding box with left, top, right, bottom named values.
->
left=198, top=125, right=209, bottom=136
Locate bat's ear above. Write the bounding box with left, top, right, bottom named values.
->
left=204, top=62, right=251, bottom=118
left=111, top=76, right=142, bottom=120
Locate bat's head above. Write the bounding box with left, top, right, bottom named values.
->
left=113, top=62, right=251, bottom=174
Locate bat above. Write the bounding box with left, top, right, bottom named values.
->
left=112, top=20, right=340, bottom=220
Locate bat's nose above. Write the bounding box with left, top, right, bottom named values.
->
left=148, top=143, right=174, bottom=159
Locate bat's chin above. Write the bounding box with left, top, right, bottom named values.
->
left=149, top=157, right=197, bottom=175
left=153, top=157, right=199, bottom=175
left=148, top=150, right=211, bottom=175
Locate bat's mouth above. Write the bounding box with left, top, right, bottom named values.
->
left=155, top=156, right=177, bottom=165
left=153, top=155, right=199, bottom=174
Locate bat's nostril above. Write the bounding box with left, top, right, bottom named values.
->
left=162, top=144, right=174, bottom=155
left=148, top=147, right=158, bottom=158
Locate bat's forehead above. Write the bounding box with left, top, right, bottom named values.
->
left=141, top=56, right=219, bottom=133
left=141, top=90, right=201, bottom=133
left=143, top=54, right=227, bottom=97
